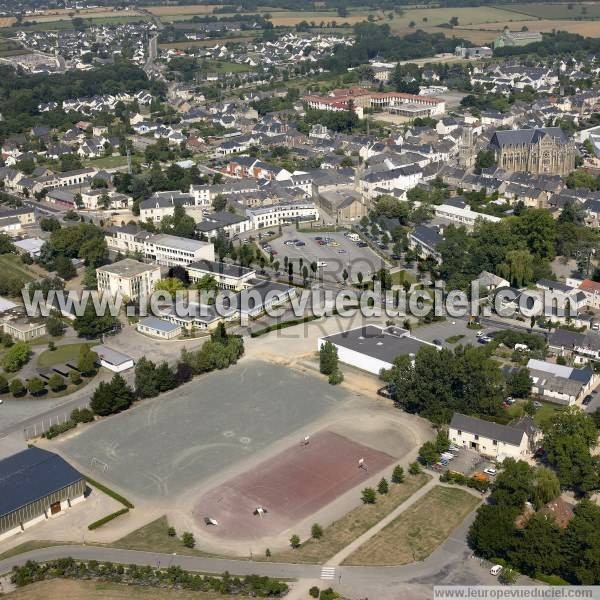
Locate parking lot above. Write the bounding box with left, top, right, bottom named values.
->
left=265, top=227, right=383, bottom=284
left=431, top=445, right=496, bottom=478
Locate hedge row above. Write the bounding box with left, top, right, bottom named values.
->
left=88, top=508, right=129, bottom=530
left=85, top=476, right=134, bottom=509
left=250, top=314, right=320, bottom=337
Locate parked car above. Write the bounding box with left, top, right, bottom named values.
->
left=533, top=400, right=542, bottom=408
left=391, top=254, right=402, bottom=260
left=490, top=565, right=503, bottom=576
left=357, top=242, right=368, bottom=248
left=377, top=385, right=394, bottom=399
left=295, top=241, right=306, bottom=247
left=484, top=467, right=497, bottom=476
left=583, top=394, right=593, bottom=405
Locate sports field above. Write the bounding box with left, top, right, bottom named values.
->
left=192, top=430, right=395, bottom=540
left=57, top=360, right=348, bottom=500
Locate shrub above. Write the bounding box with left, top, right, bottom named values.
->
left=48, top=340, right=56, bottom=351
left=43, top=419, right=77, bottom=439
left=9, top=378, right=25, bottom=397
left=409, top=461, right=422, bottom=475
left=88, top=508, right=129, bottom=530
left=265, top=548, right=271, bottom=558
left=69, top=370, right=82, bottom=385
left=85, top=476, right=134, bottom=508
left=2, top=342, right=31, bottom=372
left=167, top=526, right=176, bottom=537
left=182, top=532, right=195, bottom=548
left=361, top=487, right=376, bottom=504
left=289, top=534, right=301, bottom=548
left=377, top=477, right=389, bottom=495
left=0, top=374, right=8, bottom=394
left=391, top=465, right=405, bottom=484
left=71, top=407, right=94, bottom=423
left=328, top=368, right=344, bottom=385
left=311, top=523, right=323, bottom=539
left=309, top=586, right=320, bottom=598
left=48, top=373, right=65, bottom=392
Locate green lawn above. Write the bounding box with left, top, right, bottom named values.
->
left=37, top=342, right=96, bottom=368
left=501, top=2, right=600, bottom=20
left=85, top=155, right=129, bottom=169
left=0, top=254, right=36, bottom=281
left=200, top=60, right=256, bottom=73
left=391, top=270, right=416, bottom=286
left=533, top=401, right=564, bottom=427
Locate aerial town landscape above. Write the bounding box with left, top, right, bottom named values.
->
left=1, top=1, right=600, bottom=599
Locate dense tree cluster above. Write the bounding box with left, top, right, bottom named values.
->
left=90, top=373, right=134, bottom=416
left=381, top=344, right=505, bottom=424
left=468, top=458, right=600, bottom=584
left=542, top=407, right=599, bottom=495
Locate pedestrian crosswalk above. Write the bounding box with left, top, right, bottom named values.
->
left=320, top=566, right=336, bottom=580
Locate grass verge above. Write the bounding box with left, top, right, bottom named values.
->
left=261, top=473, right=431, bottom=564
left=0, top=540, right=72, bottom=562
left=113, top=516, right=213, bottom=557
left=85, top=476, right=134, bottom=509
left=343, top=485, right=480, bottom=566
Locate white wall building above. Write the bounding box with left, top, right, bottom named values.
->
left=96, top=259, right=161, bottom=301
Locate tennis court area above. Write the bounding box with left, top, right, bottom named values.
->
left=192, top=430, right=395, bottom=540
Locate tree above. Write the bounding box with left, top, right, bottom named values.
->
left=110, top=373, right=135, bottom=413
left=290, top=534, right=301, bottom=548
left=168, top=526, right=176, bottom=537
left=155, top=277, right=185, bottom=296
left=135, top=356, right=159, bottom=398
left=377, top=477, right=389, bottom=494
left=498, top=567, right=518, bottom=585
left=74, top=303, right=118, bottom=338
left=508, top=368, right=532, bottom=398
left=212, top=194, right=227, bottom=212
left=69, top=370, right=82, bottom=386
left=10, top=378, right=25, bottom=397
left=392, top=465, right=405, bottom=484
left=361, top=487, right=376, bottom=504
left=27, top=377, right=45, bottom=396
left=156, top=361, right=176, bottom=392
left=475, top=149, right=496, bottom=171
left=328, top=369, right=344, bottom=385
left=309, top=586, right=320, bottom=598
left=542, top=407, right=599, bottom=493
left=418, top=441, right=439, bottom=465
left=47, top=316, right=66, bottom=337
left=182, top=532, right=195, bottom=548
left=54, top=254, right=76, bottom=279
left=2, top=342, right=31, bottom=372
left=409, top=461, right=422, bottom=475
left=319, top=341, right=338, bottom=376
left=48, top=373, right=65, bottom=392
left=531, top=466, right=561, bottom=510
left=311, top=523, right=323, bottom=539
left=90, top=373, right=134, bottom=416
left=77, top=345, right=98, bottom=376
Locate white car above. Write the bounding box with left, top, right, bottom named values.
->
left=316, top=261, right=328, bottom=267
left=484, top=468, right=497, bottom=476
left=490, top=565, right=503, bottom=576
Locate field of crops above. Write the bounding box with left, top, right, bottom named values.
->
left=501, top=2, right=600, bottom=20
left=142, top=4, right=216, bottom=16
left=459, top=17, right=600, bottom=37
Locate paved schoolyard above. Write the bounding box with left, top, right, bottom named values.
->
left=57, top=360, right=349, bottom=500
left=268, top=229, right=383, bottom=284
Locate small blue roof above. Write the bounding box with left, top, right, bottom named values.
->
left=0, top=447, right=84, bottom=518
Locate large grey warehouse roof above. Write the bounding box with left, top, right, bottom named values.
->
left=450, top=413, right=525, bottom=446
left=0, top=447, right=84, bottom=518
left=322, top=325, right=432, bottom=365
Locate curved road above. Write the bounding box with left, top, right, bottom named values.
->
left=0, top=511, right=511, bottom=599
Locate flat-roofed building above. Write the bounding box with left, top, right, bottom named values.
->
left=2, top=319, right=47, bottom=341
left=144, top=234, right=215, bottom=267
left=137, top=316, right=182, bottom=339
left=187, top=259, right=255, bottom=291
left=0, top=447, right=85, bottom=542
left=318, top=324, right=438, bottom=375
left=96, top=258, right=161, bottom=301
left=91, top=344, right=134, bottom=372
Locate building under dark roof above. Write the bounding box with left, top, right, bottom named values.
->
left=0, top=447, right=85, bottom=541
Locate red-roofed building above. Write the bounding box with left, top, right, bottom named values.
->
left=580, top=279, right=600, bottom=308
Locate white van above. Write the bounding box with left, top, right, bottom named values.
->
left=490, top=565, right=503, bottom=576
left=347, top=233, right=360, bottom=242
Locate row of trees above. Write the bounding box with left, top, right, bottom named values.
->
left=10, top=558, right=287, bottom=596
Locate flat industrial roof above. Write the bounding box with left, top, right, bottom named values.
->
left=138, top=316, right=182, bottom=333
left=322, top=325, right=433, bottom=365
left=149, top=234, right=211, bottom=252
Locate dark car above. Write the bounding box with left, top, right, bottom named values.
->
left=391, top=254, right=402, bottom=260
left=377, top=385, right=394, bottom=399
left=583, top=394, right=593, bottom=405
left=357, top=241, right=368, bottom=248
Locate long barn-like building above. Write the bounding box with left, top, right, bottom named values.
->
left=0, top=447, right=86, bottom=541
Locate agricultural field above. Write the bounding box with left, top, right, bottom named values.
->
left=26, top=9, right=145, bottom=23
left=0, top=39, right=29, bottom=57
left=501, top=2, right=600, bottom=20
left=142, top=4, right=216, bottom=16
left=458, top=17, right=600, bottom=41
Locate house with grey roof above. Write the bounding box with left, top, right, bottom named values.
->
left=449, top=413, right=532, bottom=460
